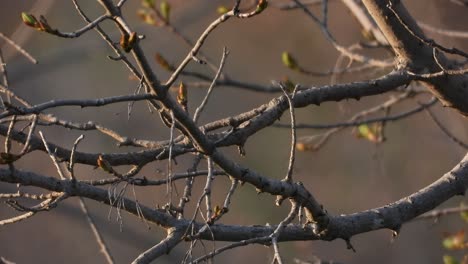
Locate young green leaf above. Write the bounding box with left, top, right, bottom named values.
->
left=281, top=51, right=298, bottom=70
left=21, top=12, right=38, bottom=27
left=256, top=0, right=268, bottom=13
left=217, top=6, right=229, bottom=15
left=160, top=1, right=171, bottom=23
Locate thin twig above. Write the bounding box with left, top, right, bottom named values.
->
left=178, top=155, right=203, bottom=218
left=0, top=211, right=35, bottom=226
left=38, top=131, right=66, bottom=180
left=42, top=14, right=111, bottom=38
left=0, top=48, right=9, bottom=90
left=68, top=135, right=85, bottom=179
left=191, top=202, right=299, bottom=264
left=19, top=115, right=37, bottom=155
left=167, top=111, right=176, bottom=200
left=296, top=95, right=436, bottom=151
left=274, top=97, right=437, bottom=129
left=418, top=21, right=468, bottom=38
left=4, top=115, right=16, bottom=153
left=193, top=47, right=229, bottom=123
left=275, top=82, right=298, bottom=183
left=0, top=93, right=158, bottom=119
left=425, top=107, right=468, bottom=150
left=414, top=206, right=468, bottom=221
left=132, top=228, right=183, bottom=264
left=0, top=32, right=38, bottom=64
left=387, top=2, right=468, bottom=58
left=78, top=198, right=115, bottom=264
left=205, top=157, right=214, bottom=221
left=292, top=0, right=392, bottom=67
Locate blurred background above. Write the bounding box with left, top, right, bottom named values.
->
left=1, top=0, right=468, bottom=263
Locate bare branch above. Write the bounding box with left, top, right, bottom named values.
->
left=193, top=47, right=229, bottom=123
left=132, top=228, right=183, bottom=264
left=0, top=32, right=37, bottom=64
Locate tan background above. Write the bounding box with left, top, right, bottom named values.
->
left=1, top=0, right=468, bottom=263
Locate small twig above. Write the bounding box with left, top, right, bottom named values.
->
left=0, top=93, right=159, bottom=119
left=1, top=196, right=64, bottom=226
left=0, top=32, right=38, bottom=64
left=425, top=107, right=468, bottom=150
left=271, top=238, right=283, bottom=264
left=19, top=115, right=38, bottom=155
left=38, top=131, right=66, bottom=180
left=68, top=135, right=85, bottom=179
left=293, top=256, right=344, bottom=264
left=418, top=21, right=468, bottom=39
left=78, top=198, right=115, bottom=264
left=387, top=2, right=468, bottom=59
left=34, top=113, right=162, bottom=148
left=274, top=0, right=323, bottom=10
left=164, top=3, right=267, bottom=88
left=414, top=206, right=468, bottom=221
left=0, top=191, right=61, bottom=200
left=205, top=157, right=214, bottom=221
left=42, top=14, right=111, bottom=39
left=0, top=48, right=9, bottom=90
left=192, top=202, right=299, bottom=264
left=4, top=115, right=16, bottom=153
left=274, top=97, right=437, bottom=130
left=275, top=81, right=298, bottom=183
left=222, top=179, right=238, bottom=211
left=295, top=95, right=436, bottom=151
left=292, top=0, right=392, bottom=67
left=0, top=256, right=16, bottom=264
left=0, top=211, right=35, bottom=226
left=128, top=76, right=145, bottom=120
left=178, top=155, right=202, bottom=218
left=167, top=111, right=176, bottom=199
left=193, top=47, right=229, bottom=123
left=72, top=0, right=144, bottom=82
left=0, top=84, right=31, bottom=107
left=185, top=159, right=216, bottom=237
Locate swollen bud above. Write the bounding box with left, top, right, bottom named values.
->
left=256, top=0, right=268, bottom=13
left=356, top=124, right=379, bottom=142
left=217, top=6, right=229, bottom=15
left=282, top=51, right=298, bottom=70
left=177, top=82, right=188, bottom=112
left=137, top=9, right=157, bottom=25
left=128, top=32, right=137, bottom=46
left=97, top=155, right=114, bottom=174
left=282, top=76, right=295, bottom=93
left=120, top=32, right=138, bottom=53
left=21, top=12, right=38, bottom=27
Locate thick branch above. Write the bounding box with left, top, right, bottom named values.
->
left=1, top=152, right=467, bottom=242
left=362, top=0, right=468, bottom=115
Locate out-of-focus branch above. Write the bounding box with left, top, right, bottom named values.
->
left=341, top=0, right=388, bottom=45
left=418, top=22, right=468, bottom=39
left=0, top=32, right=37, bottom=64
